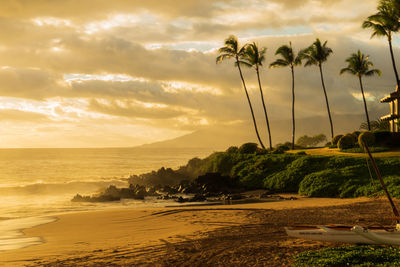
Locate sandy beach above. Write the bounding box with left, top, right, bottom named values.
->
left=3, top=195, right=395, bottom=266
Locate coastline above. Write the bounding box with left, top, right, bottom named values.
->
left=0, top=216, right=57, bottom=251
left=0, top=195, right=373, bottom=266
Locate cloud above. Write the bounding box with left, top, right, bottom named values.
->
left=0, top=67, right=63, bottom=99
left=88, top=99, right=186, bottom=119
left=0, top=0, right=398, bottom=147
left=0, top=109, right=49, bottom=122
left=0, top=0, right=234, bottom=20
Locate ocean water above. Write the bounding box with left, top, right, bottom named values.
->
left=0, top=147, right=214, bottom=250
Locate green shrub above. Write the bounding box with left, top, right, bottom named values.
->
left=272, top=148, right=285, bottom=154
left=356, top=175, right=400, bottom=198
left=358, top=131, right=375, bottom=148
left=294, top=245, right=400, bottom=267
left=324, top=142, right=332, bottom=147
left=373, top=131, right=400, bottom=148
left=265, top=156, right=328, bottom=192
left=298, top=169, right=342, bottom=197
left=256, top=149, right=269, bottom=155
left=207, top=152, right=236, bottom=175
left=276, top=144, right=290, bottom=151
left=337, top=134, right=357, bottom=150
left=338, top=184, right=358, bottom=198
left=373, top=131, right=391, bottom=146
left=234, top=154, right=297, bottom=189
left=239, top=143, right=258, bottom=154
left=326, top=156, right=365, bottom=169
left=226, top=146, right=239, bottom=153
left=351, top=131, right=361, bottom=137
left=332, top=134, right=343, bottom=146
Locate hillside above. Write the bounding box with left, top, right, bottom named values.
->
left=141, top=114, right=365, bottom=150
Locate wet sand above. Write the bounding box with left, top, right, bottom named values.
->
left=2, top=196, right=394, bottom=266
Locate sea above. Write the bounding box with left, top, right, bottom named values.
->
left=0, top=147, right=215, bottom=251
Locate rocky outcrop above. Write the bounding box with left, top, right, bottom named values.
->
left=71, top=184, right=160, bottom=202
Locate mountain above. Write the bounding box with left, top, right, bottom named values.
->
left=140, top=114, right=366, bottom=150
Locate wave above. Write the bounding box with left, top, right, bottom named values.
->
left=0, top=179, right=128, bottom=196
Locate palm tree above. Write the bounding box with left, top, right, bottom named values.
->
left=300, top=39, right=335, bottom=139
left=362, top=0, right=400, bottom=89
left=360, top=119, right=390, bottom=131
left=270, top=42, right=302, bottom=149
left=340, top=50, right=382, bottom=131
left=241, top=42, right=272, bottom=150
left=216, top=36, right=266, bottom=149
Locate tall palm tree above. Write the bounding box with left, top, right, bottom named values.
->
left=362, top=0, right=400, bottom=89
left=300, top=39, right=335, bottom=139
left=270, top=42, right=302, bottom=149
left=242, top=42, right=272, bottom=149
left=216, top=36, right=266, bottom=149
left=340, top=50, right=382, bottom=131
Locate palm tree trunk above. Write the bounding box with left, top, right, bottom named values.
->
left=358, top=76, right=371, bottom=131
left=388, top=36, right=400, bottom=90
left=236, top=59, right=266, bottom=149
left=319, top=64, right=334, bottom=140
left=256, top=67, right=272, bottom=150
left=291, top=66, right=295, bottom=150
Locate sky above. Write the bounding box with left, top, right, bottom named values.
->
left=0, top=0, right=398, bottom=148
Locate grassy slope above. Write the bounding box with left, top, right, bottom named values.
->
left=287, top=147, right=400, bottom=158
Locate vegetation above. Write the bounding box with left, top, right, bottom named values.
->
left=334, top=130, right=400, bottom=151
left=238, top=142, right=259, bottom=154
left=128, top=142, right=400, bottom=198
left=300, top=39, right=335, bottom=139
left=360, top=119, right=390, bottom=131
left=363, top=0, right=400, bottom=88
left=338, top=134, right=357, bottom=150
left=270, top=42, right=302, bottom=149
left=296, top=134, right=327, bottom=147
left=294, top=245, right=400, bottom=266
left=216, top=36, right=266, bottom=149
left=340, top=50, right=382, bottom=130
left=242, top=43, right=273, bottom=149
left=332, top=134, right=344, bottom=146
left=358, top=131, right=376, bottom=148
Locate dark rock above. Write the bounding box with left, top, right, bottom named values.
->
left=191, top=194, right=206, bottom=202
left=71, top=193, right=120, bottom=202
left=71, top=184, right=160, bottom=203
left=220, top=194, right=244, bottom=201
left=177, top=196, right=186, bottom=203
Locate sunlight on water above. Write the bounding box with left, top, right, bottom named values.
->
left=0, top=147, right=213, bottom=186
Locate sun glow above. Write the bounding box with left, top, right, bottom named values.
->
left=0, top=97, right=114, bottom=121
left=162, top=81, right=222, bottom=95
left=33, top=17, right=71, bottom=27
left=351, top=92, right=376, bottom=102
left=83, top=13, right=154, bottom=34
left=63, top=74, right=148, bottom=83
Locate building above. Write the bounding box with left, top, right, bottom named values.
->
left=380, top=86, right=400, bottom=132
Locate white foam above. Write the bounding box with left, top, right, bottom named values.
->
left=0, top=216, right=56, bottom=251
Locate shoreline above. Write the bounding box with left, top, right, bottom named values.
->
left=0, top=195, right=373, bottom=266
left=0, top=216, right=57, bottom=252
